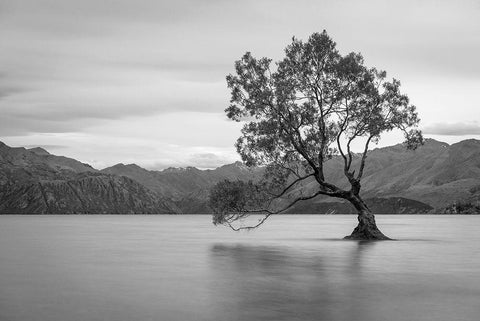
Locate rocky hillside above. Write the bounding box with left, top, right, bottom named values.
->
left=102, top=161, right=262, bottom=212
left=0, top=142, right=177, bottom=214
left=280, top=139, right=480, bottom=212
left=102, top=161, right=261, bottom=198
left=103, top=139, right=480, bottom=213
left=1, top=138, right=479, bottom=214
left=329, top=139, right=480, bottom=208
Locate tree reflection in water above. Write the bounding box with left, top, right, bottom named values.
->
left=209, top=241, right=376, bottom=321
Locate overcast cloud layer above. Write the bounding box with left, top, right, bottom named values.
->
left=1, top=0, right=479, bottom=169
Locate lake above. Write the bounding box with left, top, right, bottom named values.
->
left=1, top=215, right=479, bottom=321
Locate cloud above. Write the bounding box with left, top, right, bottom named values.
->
left=0, top=115, right=86, bottom=136
left=148, top=152, right=236, bottom=170
left=423, top=122, right=480, bottom=136
left=0, top=86, right=27, bottom=99
left=187, top=153, right=235, bottom=169
left=0, top=0, right=240, bottom=137
left=114, top=59, right=233, bottom=83
left=0, top=73, right=31, bottom=99
left=0, top=73, right=228, bottom=136
left=1, top=0, right=479, bottom=167
left=0, top=0, right=198, bottom=35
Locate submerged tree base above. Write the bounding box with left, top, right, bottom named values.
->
left=344, top=213, right=392, bottom=240
left=344, top=228, right=391, bottom=240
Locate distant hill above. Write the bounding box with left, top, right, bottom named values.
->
left=102, top=138, right=480, bottom=213
left=102, top=161, right=261, bottom=198
left=102, top=161, right=262, bottom=213
left=0, top=142, right=177, bottom=214
left=1, top=138, right=480, bottom=214
left=342, top=139, right=480, bottom=207
left=284, top=139, right=480, bottom=212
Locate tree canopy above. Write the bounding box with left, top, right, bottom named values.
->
left=210, top=31, right=422, bottom=238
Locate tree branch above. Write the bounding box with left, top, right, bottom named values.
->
left=356, top=135, right=373, bottom=181
left=225, top=189, right=329, bottom=231
left=269, top=173, right=315, bottom=199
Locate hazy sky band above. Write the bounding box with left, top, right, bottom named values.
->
left=1, top=0, right=479, bottom=169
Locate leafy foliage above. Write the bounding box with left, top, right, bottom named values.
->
left=209, top=180, right=268, bottom=226
left=210, top=31, right=423, bottom=230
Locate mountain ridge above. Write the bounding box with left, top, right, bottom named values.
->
left=1, top=138, right=479, bottom=214
left=0, top=143, right=177, bottom=214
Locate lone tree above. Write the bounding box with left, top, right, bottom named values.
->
left=209, top=31, right=422, bottom=240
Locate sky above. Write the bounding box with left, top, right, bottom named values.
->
left=1, top=0, right=479, bottom=170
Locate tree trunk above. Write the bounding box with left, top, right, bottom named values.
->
left=344, top=195, right=391, bottom=240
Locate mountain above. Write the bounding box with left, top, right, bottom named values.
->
left=102, top=139, right=475, bottom=214
left=0, top=141, right=96, bottom=175
left=102, top=161, right=260, bottom=198
left=0, top=142, right=177, bottom=214
left=28, top=147, right=50, bottom=156
left=345, top=139, right=480, bottom=207
left=1, top=138, right=480, bottom=214
left=102, top=161, right=262, bottom=212
left=284, top=139, right=480, bottom=212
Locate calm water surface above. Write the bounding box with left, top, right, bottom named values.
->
left=1, top=215, right=480, bottom=321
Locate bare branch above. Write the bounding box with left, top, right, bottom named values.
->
left=356, top=135, right=373, bottom=180
left=225, top=189, right=329, bottom=231
left=269, top=173, right=315, bottom=199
